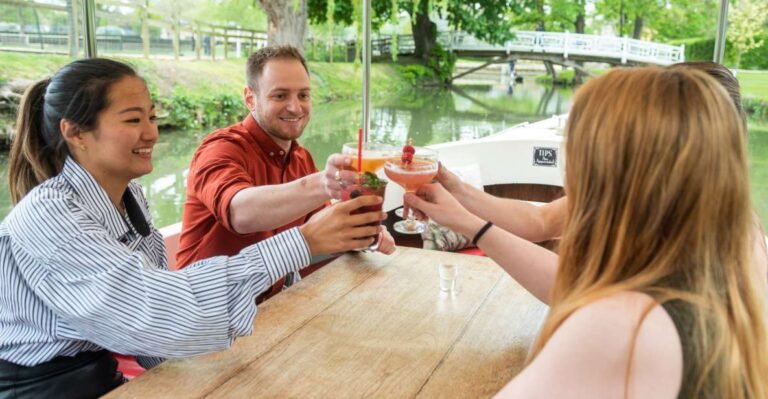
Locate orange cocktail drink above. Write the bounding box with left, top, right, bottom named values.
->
left=342, top=142, right=398, bottom=173
left=354, top=156, right=388, bottom=173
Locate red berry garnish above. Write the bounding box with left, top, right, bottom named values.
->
left=403, top=144, right=415, bottom=154
left=401, top=152, right=414, bottom=164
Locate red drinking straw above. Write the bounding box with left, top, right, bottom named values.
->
left=357, top=128, right=363, bottom=173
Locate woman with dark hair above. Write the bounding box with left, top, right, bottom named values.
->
left=0, top=58, right=385, bottom=398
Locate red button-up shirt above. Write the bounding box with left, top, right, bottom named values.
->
left=176, top=114, right=320, bottom=269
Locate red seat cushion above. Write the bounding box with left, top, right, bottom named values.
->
left=458, top=247, right=486, bottom=257
left=113, top=354, right=145, bottom=380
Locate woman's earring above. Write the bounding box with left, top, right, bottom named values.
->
left=80, top=144, right=86, bottom=151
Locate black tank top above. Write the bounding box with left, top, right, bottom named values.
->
left=660, top=299, right=713, bottom=398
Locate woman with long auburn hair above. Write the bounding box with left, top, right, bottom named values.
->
left=406, top=67, right=768, bottom=397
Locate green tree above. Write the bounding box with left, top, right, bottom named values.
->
left=548, top=0, right=587, bottom=33
left=513, top=0, right=588, bottom=33
left=309, top=0, right=522, bottom=81
left=508, top=0, right=546, bottom=31
left=727, top=0, right=768, bottom=70
left=194, top=0, right=268, bottom=31
left=154, top=0, right=198, bottom=60
left=652, top=0, right=719, bottom=41
left=598, top=0, right=684, bottom=39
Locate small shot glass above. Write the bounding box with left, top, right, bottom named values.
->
left=438, top=262, right=458, bottom=292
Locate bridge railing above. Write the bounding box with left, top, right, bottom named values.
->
left=371, top=35, right=415, bottom=56
left=446, top=31, right=684, bottom=65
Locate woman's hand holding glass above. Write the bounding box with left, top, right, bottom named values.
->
left=384, top=146, right=439, bottom=234
left=404, top=183, right=484, bottom=239
left=300, top=195, right=386, bottom=256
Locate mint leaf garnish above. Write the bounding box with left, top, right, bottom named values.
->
left=362, top=171, right=382, bottom=190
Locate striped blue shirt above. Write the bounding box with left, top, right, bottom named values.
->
left=0, top=157, right=311, bottom=367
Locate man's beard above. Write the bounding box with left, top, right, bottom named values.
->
left=252, top=110, right=306, bottom=141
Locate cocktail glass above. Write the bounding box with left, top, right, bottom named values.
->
left=384, top=147, right=438, bottom=234
left=342, top=142, right=398, bottom=173
left=339, top=172, right=388, bottom=250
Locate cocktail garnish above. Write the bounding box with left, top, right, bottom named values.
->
left=401, top=152, right=414, bottom=165
left=401, top=139, right=414, bottom=165
left=361, top=171, right=383, bottom=190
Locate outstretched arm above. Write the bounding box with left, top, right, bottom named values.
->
left=438, top=165, right=567, bottom=243
left=229, top=154, right=357, bottom=234
left=437, top=165, right=567, bottom=242
left=405, top=184, right=557, bottom=303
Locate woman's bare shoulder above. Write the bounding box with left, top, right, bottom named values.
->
left=495, top=291, right=682, bottom=399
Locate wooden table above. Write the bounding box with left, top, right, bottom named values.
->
left=106, top=247, right=548, bottom=398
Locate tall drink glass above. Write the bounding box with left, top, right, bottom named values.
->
left=384, top=147, right=438, bottom=234
left=339, top=172, right=388, bottom=250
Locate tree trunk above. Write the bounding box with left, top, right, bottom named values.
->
left=575, top=14, right=585, bottom=34
left=537, top=0, right=546, bottom=31
left=257, top=0, right=308, bottom=54
left=195, top=26, right=202, bottom=60
left=632, top=15, right=643, bottom=39
left=211, top=33, right=216, bottom=60
left=223, top=30, right=229, bottom=59
left=411, top=0, right=436, bottom=61
left=619, top=1, right=625, bottom=36
left=18, top=8, right=25, bottom=35
left=172, top=22, right=180, bottom=61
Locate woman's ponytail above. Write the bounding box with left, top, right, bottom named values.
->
left=9, top=78, right=65, bottom=204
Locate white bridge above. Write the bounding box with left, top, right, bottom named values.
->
left=374, top=30, right=685, bottom=72
left=452, top=31, right=684, bottom=65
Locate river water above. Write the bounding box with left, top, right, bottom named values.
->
left=0, top=78, right=765, bottom=228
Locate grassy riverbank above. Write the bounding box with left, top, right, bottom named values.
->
left=533, top=66, right=768, bottom=100
left=0, top=53, right=413, bottom=131
left=737, top=70, right=768, bottom=101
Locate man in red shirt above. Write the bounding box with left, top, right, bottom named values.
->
left=177, top=46, right=394, bottom=288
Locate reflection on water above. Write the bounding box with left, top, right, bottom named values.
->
left=0, top=79, right=765, bottom=229
left=301, top=81, right=573, bottom=173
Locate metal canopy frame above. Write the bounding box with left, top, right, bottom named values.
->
left=82, top=0, right=97, bottom=57
left=362, top=0, right=372, bottom=142
left=714, top=0, right=729, bottom=64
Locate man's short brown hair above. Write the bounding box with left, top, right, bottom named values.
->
left=246, top=45, right=309, bottom=91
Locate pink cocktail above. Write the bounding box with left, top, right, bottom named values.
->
left=384, top=147, right=438, bottom=234
left=384, top=160, right=437, bottom=191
